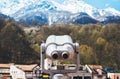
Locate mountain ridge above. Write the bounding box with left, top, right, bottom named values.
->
left=0, top=0, right=120, bottom=25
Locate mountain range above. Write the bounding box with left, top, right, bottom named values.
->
left=0, top=0, right=120, bottom=25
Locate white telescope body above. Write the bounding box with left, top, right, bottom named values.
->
left=42, top=35, right=79, bottom=60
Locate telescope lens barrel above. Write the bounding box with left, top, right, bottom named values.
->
left=62, top=52, right=69, bottom=59
left=52, top=52, right=59, bottom=59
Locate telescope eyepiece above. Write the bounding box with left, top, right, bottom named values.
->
left=52, top=52, right=59, bottom=59
left=62, top=52, right=69, bottom=59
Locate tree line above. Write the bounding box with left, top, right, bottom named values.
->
left=0, top=18, right=39, bottom=64
left=27, top=24, right=120, bottom=71
left=0, top=17, right=120, bottom=71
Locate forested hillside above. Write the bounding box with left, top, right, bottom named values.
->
left=27, top=24, right=120, bottom=71
left=0, top=17, right=120, bottom=71
left=0, top=18, right=39, bottom=64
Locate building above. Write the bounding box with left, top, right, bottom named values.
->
left=85, top=65, right=107, bottom=79
left=63, top=64, right=92, bottom=79
left=104, top=68, right=120, bottom=79
left=42, top=64, right=107, bottom=79
left=10, top=64, right=39, bottom=79
left=10, top=64, right=26, bottom=79
left=68, top=70, right=92, bottom=79
left=0, top=63, right=12, bottom=79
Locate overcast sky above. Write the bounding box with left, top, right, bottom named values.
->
left=54, top=0, right=120, bottom=11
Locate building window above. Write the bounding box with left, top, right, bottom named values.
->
left=73, top=76, right=82, bottom=79
left=84, top=76, right=91, bottom=79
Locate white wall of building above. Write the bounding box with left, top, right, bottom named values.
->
left=108, top=73, right=120, bottom=79
left=93, top=75, right=106, bottom=79
left=10, top=65, right=26, bottom=79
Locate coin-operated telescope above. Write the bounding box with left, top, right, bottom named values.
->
left=44, top=35, right=78, bottom=60
left=40, top=35, right=80, bottom=79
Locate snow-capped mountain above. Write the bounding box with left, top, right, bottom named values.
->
left=11, top=0, right=58, bottom=19
left=104, top=7, right=120, bottom=16
left=0, top=0, right=40, bottom=15
left=0, top=0, right=120, bottom=25
left=9, top=0, right=61, bottom=25
left=61, top=0, right=120, bottom=21
left=0, top=12, right=11, bottom=19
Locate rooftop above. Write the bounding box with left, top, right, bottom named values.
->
left=88, top=65, right=103, bottom=69
left=87, top=65, right=107, bottom=75
left=16, top=64, right=38, bottom=71
left=0, top=63, right=13, bottom=69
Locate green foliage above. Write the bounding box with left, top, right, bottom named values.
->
left=0, top=17, right=120, bottom=71
left=27, top=23, right=120, bottom=70
left=80, top=45, right=97, bottom=64
left=0, top=18, right=39, bottom=64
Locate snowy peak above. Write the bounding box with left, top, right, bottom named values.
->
left=39, top=0, right=61, bottom=11
left=0, top=0, right=59, bottom=15
left=63, top=0, right=85, bottom=4
left=0, top=0, right=120, bottom=25
left=104, top=7, right=120, bottom=16
left=0, top=0, right=120, bottom=16
left=13, top=0, right=59, bottom=15
left=0, top=0, right=39, bottom=15
left=62, top=0, right=96, bottom=13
